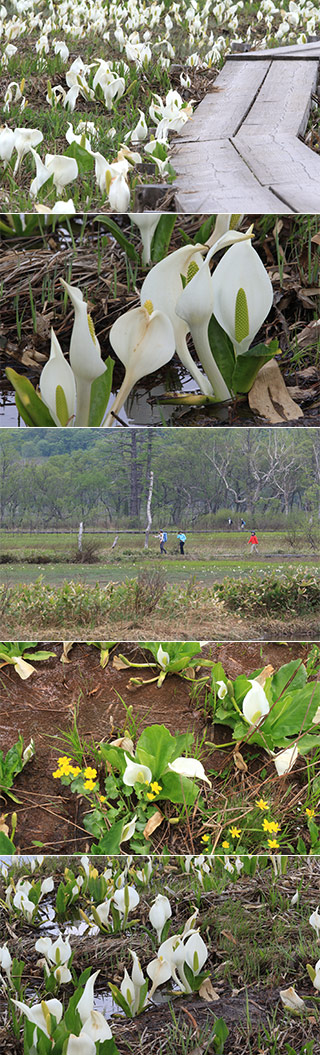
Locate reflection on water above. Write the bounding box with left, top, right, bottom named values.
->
left=0, top=364, right=210, bottom=428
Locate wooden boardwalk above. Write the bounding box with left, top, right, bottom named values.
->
left=173, top=41, right=320, bottom=213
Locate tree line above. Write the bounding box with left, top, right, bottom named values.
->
left=0, top=428, right=319, bottom=529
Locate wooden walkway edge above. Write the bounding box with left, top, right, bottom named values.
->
left=173, top=42, right=320, bottom=213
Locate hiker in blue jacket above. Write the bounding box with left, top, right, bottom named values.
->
left=177, top=530, right=186, bottom=555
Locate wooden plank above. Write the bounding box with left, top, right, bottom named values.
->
left=173, top=139, right=291, bottom=213
left=232, top=132, right=320, bottom=210
left=238, top=60, right=317, bottom=136
left=229, top=40, right=320, bottom=59
left=175, top=59, right=270, bottom=142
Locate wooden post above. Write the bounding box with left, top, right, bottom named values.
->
left=78, top=521, right=83, bottom=553
left=144, top=471, right=154, bottom=549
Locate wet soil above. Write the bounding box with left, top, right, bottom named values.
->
left=0, top=641, right=311, bottom=854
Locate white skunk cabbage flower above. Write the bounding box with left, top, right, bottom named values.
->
left=148, top=894, right=172, bottom=941
left=157, top=644, right=170, bottom=669
left=167, top=756, right=211, bottom=786
left=216, top=680, right=228, bottom=699
left=211, top=240, right=273, bottom=356
left=81, top=1010, right=112, bottom=1042
left=140, top=244, right=212, bottom=396
left=12, top=656, right=36, bottom=679
left=105, top=302, right=175, bottom=426
left=44, top=153, right=78, bottom=195
left=176, top=227, right=254, bottom=398
left=13, top=998, right=63, bottom=1037
left=113, top=885, right=140, bottom=915
left=122, top=753, right=152, bottom=787
left=279, top=987, right=305, bottom=1010
left=40, top=329, right=76, bottom=426
left=129, top=212, right=161, bottom=265
left=242, top=680, right=270, bottom=726
left=13, top=127, right=43, bottom=174
left=76, top=971, right=100, bottom=1024
left=108, top=173, right=130, bottom=212
left=60, top=280, right=105, bottom=426
left=310, top=906, right=320, bottom=936
left=273, top=744, right=299, bottom=776
left=66, top=1036, right=95, bottom=1055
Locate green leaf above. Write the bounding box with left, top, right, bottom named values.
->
left=0, top=831, right=15, bottom=852
left=136, top=724, right=178, bottom=777
left=94, top=216, right=139, bottom=261
left=65, top=142, right=95, bottom=172
left=89, top=818, right=124, bottom=854
left=160, top=771, right=199, bottom=805
left=6, top=369, right=56, bottom=427
left=232, top=340, right=279, bottom=394
left=88, top=360, right=114, bottom=426
left=192, top=215, right=216, bottom=244
left=207, top=314, right=235, bottom=393
left=151, top=214, right=176, bottom=262
left=270, top=660, right=307, bottom=701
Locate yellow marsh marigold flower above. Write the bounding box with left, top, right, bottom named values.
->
left=58, top=756, right=72, bottom=766
left=150, top=781, right=162, bottom=795
left=147, top=792, right=156, bottom=800
left=201, top=833, right=210, bottom=843
left=84, top=779, right=97, bottom=791
left=306, top=808, right=316, bottom=819
left=222, top=840, right=230, bottom=849
left=267, top=838, right=280, bottom=849
left=84, top=766, right=97, bottom=779
left=100, top=796, right=107, bottom=803
left=262, top=819, right=281, bottom=834
left=69, top=766, right=81, bottom=777
left=229, top=826, right=241, bottom=839
left=255, top=798, right=269, bottom=811
left=52, top=768, right=63, bottom=779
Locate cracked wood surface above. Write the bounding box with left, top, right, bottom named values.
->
left=173, top=43, right=320, bottom=213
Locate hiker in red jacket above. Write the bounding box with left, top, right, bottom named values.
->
left=248, top=530, right=259, bottom=553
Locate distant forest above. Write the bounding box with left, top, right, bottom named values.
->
left=0, top=429, right=319, bottom=529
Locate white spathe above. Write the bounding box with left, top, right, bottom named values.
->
left=280, top=987, right=305, bottom=1010
left=122, top=753, right=152, bottom=786
left=242, top=680, right=270, bottom=726
left=81, top=1010, right=112, bottom=1041
left=40, top=328, right=76, bottom=426
left=108, top=173, right=130, bottom=211
left=148, top=894, right=172, bottom=941
left=105, top=304, right=175, bottom=426
left=211, top=240, right=273, bottom=356
left=129, top=212, right=161, bottom=265
left=76, top=971, right=100, bottom=1025
left=13, top=998, right=63, bottom=1037
left=66, top=1036, right=96, bottom=1055
left=60, top=280, right=105, bottom=426
left=273, top=744, right=299, bottom=776
left=113, top=885, right=140, bottom=914
left=140, top=245, right=213, bottom=396
left=175, top=228, right=254, bottom=398
left=157, top=644, right=170, bottom=669
left=167, top=756, right=211, bottom=786
left=44, top=153, right=78, bottom=195
left=12, top=656, right=36, bottom=679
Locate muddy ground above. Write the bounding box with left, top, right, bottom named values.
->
left=0, top=641, right=313, bottom=854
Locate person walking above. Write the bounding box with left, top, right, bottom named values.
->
left=155, top=530, right=167, bottom=555
left=227, top=517, right=233, bottom=529
left=240, top=518, right=246, bottom=531
left=248, top=530, right=259, bottom=554
left=177, top=530, right=186, bottom=555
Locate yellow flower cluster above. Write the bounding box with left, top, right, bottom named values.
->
left=52, top=757, right=98, bottom=792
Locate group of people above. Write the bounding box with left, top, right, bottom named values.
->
left=155, top=531, right=186, bottom=555
left=155, top=526, right=259, bottom=555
